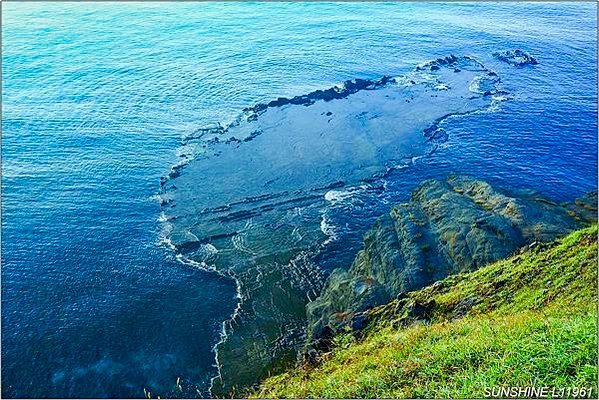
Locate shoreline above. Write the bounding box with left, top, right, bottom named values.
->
left=157, top=53, right=515, bottom=395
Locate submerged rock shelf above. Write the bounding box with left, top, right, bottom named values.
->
left=159, top=53, right=528, bottom=395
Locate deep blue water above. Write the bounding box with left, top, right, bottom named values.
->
left=2, top=2, right=597, bottom=398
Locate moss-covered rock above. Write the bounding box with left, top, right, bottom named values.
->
left=306, top=175, right=596, bottom=347
left=254, top=225, right=598, bottom=399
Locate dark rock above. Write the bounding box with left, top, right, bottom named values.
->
left=396, top=291, right=408, bottom=301
left=565, top=191, right=598, bottom=222
left=242, top=130, right=262, bottom=142
left=241, top=74, right=397, bottom=121
left=350, top=313, right=369, bottom=331
left=305, top=175, right=595, bottom=344
left=406, top=299, right=436, bottom=321
left=225, top=137, right=241, bottom=144
left=302, top=325, right=335, bottom=366
left=493, top=49, right=538, bottom=66
left=393, top=299, right=437, bottom=328
left=451, top=296, right=480, bottom=320
left=169, top=168, right=181, bottom=179
left=430, top=128, right=448, bottom=143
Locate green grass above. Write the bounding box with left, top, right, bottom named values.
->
left=253, top=226, right=598, bottom=399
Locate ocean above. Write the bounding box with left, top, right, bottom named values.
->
left=2, top=2, right=597, bottom=398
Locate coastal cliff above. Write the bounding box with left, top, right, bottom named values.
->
left=255, top=224, right=598, bottom=398
left=305, top=175, right=597, bottom=350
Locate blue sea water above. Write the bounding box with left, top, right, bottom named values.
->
left=2, top=2, right=597, bottom=398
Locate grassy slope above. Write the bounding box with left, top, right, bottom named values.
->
left=254, top=226, right=598, bottom=399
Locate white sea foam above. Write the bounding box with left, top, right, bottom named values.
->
left=468, top=76, right=485, bottom=93
left=172, top=251, right=245, bottom=396
left=319, top=213, right=338, bottom=246
left=324, top=189, right=353, bottom=203
left=324, top=184, right=368, bottom=204
left=231, top=233, right=256, bottom=255
left=209, top=270, right=243, bottom=396
left=158, top=211, right=169, bottom=223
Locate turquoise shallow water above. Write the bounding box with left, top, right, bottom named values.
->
left=2, top=2, right=597, bottom=398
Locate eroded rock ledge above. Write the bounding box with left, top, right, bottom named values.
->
left=305, top=175, right=596, bottom=354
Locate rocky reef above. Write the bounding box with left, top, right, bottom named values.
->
left=305, top=175, right=596, bottom=351
left=493, top=49, right=538, bottom=66
left=162, top=55, right=510, bottom=396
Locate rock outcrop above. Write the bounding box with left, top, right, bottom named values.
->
left=493, top=49, right=538, bottom=66
left=305, top=175, right=596, bottom=346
